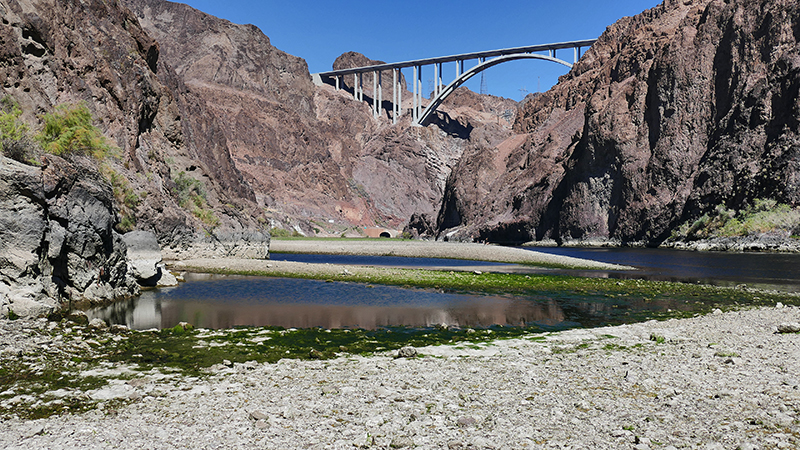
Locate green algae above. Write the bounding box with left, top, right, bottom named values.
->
left=102, top=324, right=558, bottom=376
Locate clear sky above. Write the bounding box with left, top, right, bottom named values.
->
left=178, top=0, right=662, bottom=100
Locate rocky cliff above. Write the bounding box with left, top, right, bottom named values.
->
left=0, top=0, right=270, bottom=257
left=436, top=0, right=800, bottom=245
left=0, top=155, right=139, bottom=318
left=123, top=0, right=514, bottom=234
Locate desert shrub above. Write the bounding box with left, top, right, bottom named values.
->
left=101, top=165, right=141, bottom=233
left=0, top=97, right=36, bottom=163
left=173, top=171, right=206, bottom=207
left=172, top=171, right=218, bottom=228
left=673, top=199, right=800, bottom=240
left=37, top=103, right=114, bottom=159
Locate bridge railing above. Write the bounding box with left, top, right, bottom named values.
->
left=311, top=39, right=596, bottom=125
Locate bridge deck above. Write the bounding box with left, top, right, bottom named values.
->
left=314, top=40, right=596, bottom=77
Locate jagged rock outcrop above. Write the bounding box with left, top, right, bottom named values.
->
left=125, top=0, right=514, bottom=232
left=0, top=156, right=139, bottom=318
left=0, top=0, right=269, bottom=251
left=436, top=0, right=800, bottom=245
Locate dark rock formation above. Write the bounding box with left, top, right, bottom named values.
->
left=0, top=156, right=139, bottom=318
left=0, top=0, right=268, bottom=252
left=125, top=0, right=514, bottom=233
left=437, top=0, right=800, bottom=245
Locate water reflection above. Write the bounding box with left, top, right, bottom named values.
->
left=88, top=274, right=567, bottom=330
left=527, top=246, right=800, bottom=292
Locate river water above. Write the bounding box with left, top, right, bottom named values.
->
left=87, top=247, right=800, bottom=331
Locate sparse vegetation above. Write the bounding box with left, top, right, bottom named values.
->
left=0, top=96, right=36, bottom=163
left=672, top=199, right=800, bottom=240
left=37, top=103, right=115, bottom=159
left=270, top=227, right=302, bottom=238
left=101, top=165, right=140, bottom=233
left=172, top=171, right=219, bottom=228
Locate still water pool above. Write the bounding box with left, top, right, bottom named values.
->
left=87, top=248, right=800, bottom=331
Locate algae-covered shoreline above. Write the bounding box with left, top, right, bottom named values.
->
left=3, top=240, right=800, bottom=448
left=3, top=306, right=800, bottom=449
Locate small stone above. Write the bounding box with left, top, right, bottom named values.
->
left=473, top=270, right=482, bottom=275
left=67, top=311, right=89, bottom=325
left=88, top=318, right=108, bottom=330
left=250, top=410, right=269, bottom=421
left=456, top=415, right=478, bottom=427
left=712, top=308, right=723, bottom=315
left=396, top=346, right=417, bottom=358
left=777, top=322, right=800, bottom=333
left=254, top=419, right=269, bottom=429
left=110, top=324, right=130, bottom=333
left=776, top=302, right=785, bottom=309
left=737, top=443, right=758, bottom=450
left=390, top=436, right=414, bottom=448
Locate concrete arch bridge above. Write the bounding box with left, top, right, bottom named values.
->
left=312, top=39, right=596, bottom=126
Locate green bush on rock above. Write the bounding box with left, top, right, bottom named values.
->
left=672, top=199, right=800, bottom=240
left=37, top=103, right=114, bottom=159
left=0, top=96, right=36, bottom=163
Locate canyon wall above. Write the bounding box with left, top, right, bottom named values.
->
left=437, top=0, right=800, bottom=245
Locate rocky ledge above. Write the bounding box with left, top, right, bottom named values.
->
left=1, top=305, right=799, bottom=449
left=0, top=156, right=139, bottom=318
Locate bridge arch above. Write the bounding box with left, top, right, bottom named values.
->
left=417, top=54, right=573, bottom=126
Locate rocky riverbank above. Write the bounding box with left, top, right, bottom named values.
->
left=1, top=305, right=799, bottom=449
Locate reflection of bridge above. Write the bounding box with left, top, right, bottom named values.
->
left=312, top=39, right=595, bottom=126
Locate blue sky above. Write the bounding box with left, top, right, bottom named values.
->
left=178, top=0, right=662, bottom=100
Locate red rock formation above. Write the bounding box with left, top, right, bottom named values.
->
left=437, top=0, right=800, bottom=245
left=0, top=0, right=266, bottom=255
left=125, top=0, right=516, bottom=234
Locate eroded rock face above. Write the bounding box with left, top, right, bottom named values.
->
left=0, top=156, right=139, bottom=318
left=0, top=0, right=270, bottom=255
left=437, top=0, right=800, bottom=245
left=124, top=0, right=515, bottom=232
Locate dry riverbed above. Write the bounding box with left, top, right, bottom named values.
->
left=2, top=240, right=800, bottom=449
left=1, top=306, right=799, bottom=449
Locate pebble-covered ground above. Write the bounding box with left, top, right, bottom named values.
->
left=1, top=305, right=799, bottom=449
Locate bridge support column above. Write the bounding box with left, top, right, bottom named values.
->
left=419, top=65, right=423, bottom=122
left=372, top=72, right=377, bottom=117
left=397, top=69, right=402, bottom=123
left=436, top=63, right=443, bottom=96
left=377, top=71, right=382, bottom=119
left=335, top=76, right=340, bottom=91
left=574, top=46, right=578, bottom=64
left=392, top=69, right=397, bottom=124
left=411, top=66, right=422, bottom=122
left=433, top=63, right=439, bottom=97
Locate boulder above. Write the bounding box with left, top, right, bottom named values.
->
left=122, top=231, right=162, bottom=283
left=0, top=156, right=139, bottom=318
left=156, top=266, right=179, bottom=287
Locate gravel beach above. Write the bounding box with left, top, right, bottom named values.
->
left=268, top=240, right=634, bottom=271
left=1, top=305, right=799, bottom=449
left=2, top=241, right=798, bottom=449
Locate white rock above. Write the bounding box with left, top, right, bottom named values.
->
left=777, top=322, right=800, bottom=333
